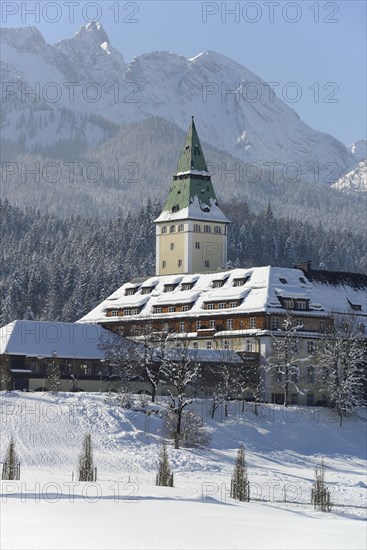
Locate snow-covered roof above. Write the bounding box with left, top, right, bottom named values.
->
left=154, top=196, right=230, bottom=223
left=0, top=321, right=113, bottom=359
left=78, top=266, right=367, bottom=325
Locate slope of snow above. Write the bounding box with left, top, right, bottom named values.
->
left=0, top=393, right=366, bottom=549
left=0, top=24, right=356, bottom=183
left=331, top=160, right=367, bottom=194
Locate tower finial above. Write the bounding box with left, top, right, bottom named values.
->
left=191, top=115, right=194, bottom=121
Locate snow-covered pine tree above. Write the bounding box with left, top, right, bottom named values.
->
left=230, top=444, right=250, bottom=502
left=311, top=459, right=331, bottom=512
left=2, top=437, right=20, bottom=480
left=317, top=316, right=366, bottom=426
left=155, top=445, right=173, bottom=487
left=78, top=433, right=96, bottom=482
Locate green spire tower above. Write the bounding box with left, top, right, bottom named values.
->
left=154, top=118, right=230, bottom=275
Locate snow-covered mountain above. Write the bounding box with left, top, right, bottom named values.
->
left=331, top=160, right=367, bottom=194
left=0, top=23, right=358, bottom=184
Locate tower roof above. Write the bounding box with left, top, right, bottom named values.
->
left=155, top=118, right=230, bottom=223
left=176, top=116, right=208, bottom=173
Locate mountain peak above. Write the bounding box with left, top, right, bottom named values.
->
left=0, top=26, right=46, bottom=53
left=74, top=21, right=109, bottom=45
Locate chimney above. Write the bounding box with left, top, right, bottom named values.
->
left=294, top=261, right=311, bottom=273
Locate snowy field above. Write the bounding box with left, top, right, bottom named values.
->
left=0, top=392, right=366, bottom=549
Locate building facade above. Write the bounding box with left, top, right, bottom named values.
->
left=78, top=121, right=367, bottom=405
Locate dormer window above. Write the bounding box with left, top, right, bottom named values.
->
left=295, top=300, right=307, bottom=310
left=164, top=284, right=178, bottom=292
left=125, top=288, right=137, bottom=296
left=284, top=299, right=294, bottom=309
left=279, top=278, right=287, bottom=284
left=181, top=283, right=195, bottom=291
left=213, top=281, right=224, bottom=288
left=141, top=287, right=153, bottom=294
left=233, top=276, right=250, bottom=287
left=348, top=300, right=362, bottom=311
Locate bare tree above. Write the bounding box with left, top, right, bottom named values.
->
left=2, top=437, right=20, bottom=480
left=164, top=409, right=211, bottom=448
left=230, top=444, right=250, bottom=502
left=99, top=331, right=139, bottom=391
left=47, top=351, right=61, bottom=392
left=267, top=315, right=305, bottom=406
left=132, top=323, right=167, bottom=403
left=78, top=433, right=97, bottom=482
left=0, top=361, right=11, bottom=391
left=156, top=445, right=173, bottom=487
left=161, top=343, right=201, bottom=449
left=311, top=459, right=331, bottom=512
left=317, top=316, right=366, bottom=426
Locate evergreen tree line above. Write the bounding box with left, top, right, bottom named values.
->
left=1, top=197, right=365, bottom=325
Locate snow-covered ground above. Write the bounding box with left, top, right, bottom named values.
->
left=0, top=392, right=366, bottom=549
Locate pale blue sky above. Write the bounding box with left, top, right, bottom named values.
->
left=2, top=0, right=366, bottom=145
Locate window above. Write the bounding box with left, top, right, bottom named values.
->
left=214, top=226, right=222, bottom=234
left=204, top=225, right=211, bottom=233
left=125, top=288, right=137, bottom=296
left=320, top=320, right=326, bottom=333
left=249, top=317, right=256, bottom=329
left=276, top=367, right=283, bottom=382
left=295, top=319, right=303, bottom=330
left=168, top=307, right=175, bottom=313
left=131, top=309, right=139, bottom=315
left=213, top=281, right=224, bottom=288
left=111, top=310, right=119, bottom=317
left=246, top=340, right=254, bottom=352
left=307, top=393, right=314, bottom=406
left=161, top=226, right=167, bottom=234
left=209, top=320, right=216, bottom=329
left=233, top=279, right=244, bottom=287
left=123, top=309, right=131, bottom=316
left=195, top=242, right=200, bottom=249
left=307, top=341, right=315, bottom=354
left=193, top=342, right=198, bottom=349
left=307, top=366, right=315, bottom=384
left=218, top=303, right=226, bottom=309
left=295, top=300, right=306, bottom=310
left=226, top=319, right=233, bottom=330
left=204, top=260, right=210, bottom=268
left=279, top=278, right=287, bottom=284
left=170, top=243, right=175, bottom=250
left=170, top=225, right=176, bottom=233
left=179, top=322, right=185, bottom=332
left=194, top=224, right=201, bottom=232
left=358, top=323, right=365, bottom=333
left=153, top=307, right=163, bottom=314
left=178, top=224, right=184, bottom=232
left=291, top=341, right=300, bottom=354
left=291, top=394, right=299, bottom=405
left=141, top=287, right=153, bottom=295
left=230, top=302, right=237, bottom=308
left=299, top=277, right=306, bottom=284
left=164, top=284, right=177, bottom=292
left=182, top=283, right=195, bottom=290
left=182, top=305, right=190, bottom=312
left=196, top=321, right=202, bottom=330
left=206, top=341, right=212, bottom=349
left=207, top=304, right=215, bottom=310
left=178, top=259, right=183, bottom=267
left=271, top=317, right=279, bottom=330
left=162, top=261, right=166, bottom=268
left=224, top=340, right=230, bottom=350
left=291, top=366, right=299, bottom=383
left=284, top=299, right=293, bottom=309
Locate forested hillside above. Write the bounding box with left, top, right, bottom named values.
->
left=1, top=199, right=365, bottom=325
